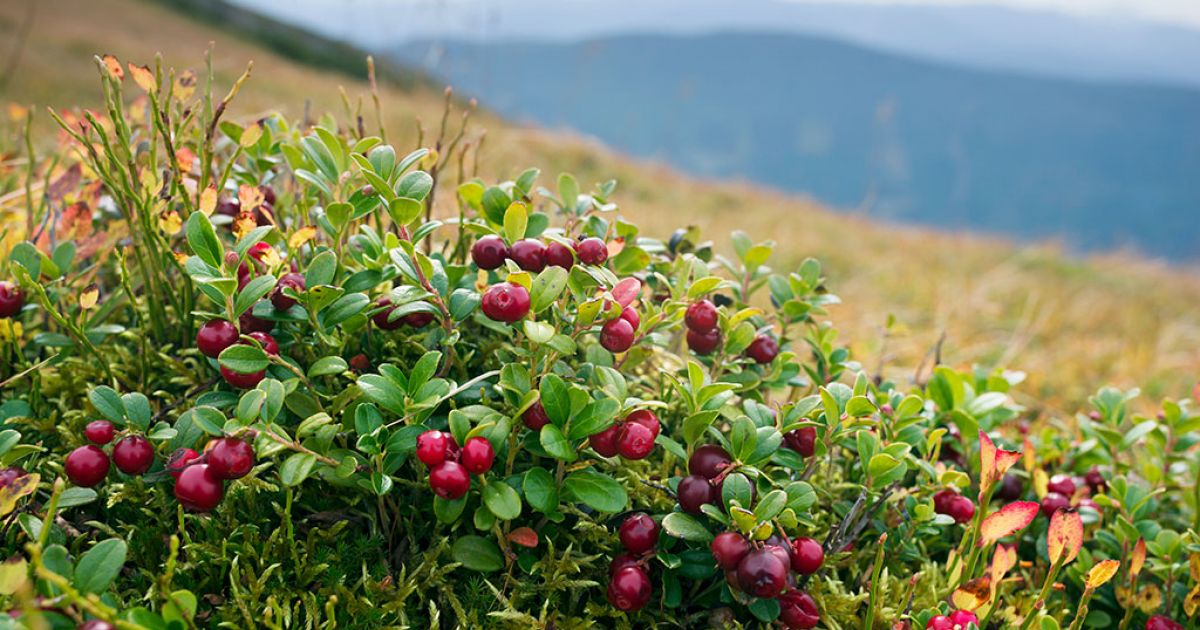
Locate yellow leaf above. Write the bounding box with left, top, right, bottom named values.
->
left=80, top=284, right=100, bottom=310
left=199, top=187, right=217, bottom=216
left=1190, top=552, right=1200, bottom=582
left=238, top=184, right=264, bottom=213
left=7, top=103, right=29, bottom=122
left=1130, top=537, right=1147, bottom=579
left=174, top=69, right=197, bottom=101
left=1134, top=584, right=1162, bottom=613
left=127, top=63, right=156, bottom=93
left=978, top=430, right=1022, bottom=492
left=0, top=320, right=23, bottom=342
left=101, top=54, right=124, bottom=80
left=1033, top=468, right=1049, bottom=499
left=0, top=473, right=38, bottom=518
left=952, top=576, right=992, bottom=611
left=1047, top=508, right=1083, bottom=566
left=506, top=271, right=532, bottom=291
left=0, top=557, right=27, bottom=595
left=991, top=543, right=1018, bottom=587
left=1022, top=437, right=1035, bottom=472
left=159, top=210, right=182, bottom=236
left=288, top=227, right=317, bottom=251
left=240, top=123, right=263, bottom=148
left=172, top=251, right=190, bottom=265
left=1085, top=560, right=1120, bottom=589
left=233, top=213, right=259, bottom=241
left=979, top=501, right=1040, bottom=546
left=1185, top=583, right=1200, bottom=618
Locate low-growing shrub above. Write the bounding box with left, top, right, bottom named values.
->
left=0, top=54, right=1198, bottom=630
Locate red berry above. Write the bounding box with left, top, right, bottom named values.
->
left=402, top=312, right=435, bottom=327
left=685, top=300, right=718, bottom=332
left=238, top=309, right=274, bottom=334
left=609, top=553, right=641, bottom=576
left=65, top=445, right=110, bottom=487
left=78, top=621, right=115, bottom=630
left=259, top=184, right=277, bottom=205
left=545, top=241, right=575, bottom=269
left=619, top=305, right=640, bottom=330
left=689, top=444, right=732, bottom=480
left=237, top=261, right=253, bottom=290
left=625, top=410, right=660, bottom=438
left=619, top=513, right=659, bottom=554
left=996, top=474, right=1025, bottom=501
left=1041, top=492, right=1071, bottom=518
left=509, top=239, right=547, bottom=272
left=575, top=237, right=608, bottom=265
left=784, top=426, right=817, bottom=457
left=371, top=297, right=404, bottom=330
left=166, top=448, right=201, bottom=480
left=174, top=464, right=224, bottom=511
left=416, top=430, right=449, bottom=468
left=206, top=438, right=255, bottom=480
left=779, top=589, right=821, bottom=629
left=736, top=548, right=788, bottom=598
left=196, top=319, right=239, bottom=358
left=746, top=334, right=780, bottom=364
left=1084, top=467, right=1106, bottom=493
left=349, top=353, right=371, bottom=371
left=600, top=317, right=635, bottom=353
left=471, top=235, right=509, bottom=270
left=949, top=610, right=978, bottom=627
left=677, top=474, right=717, bottom=514
left=429, top=461, right=470, bottom=499
left=1146, top=615, right=1185, bottom=630
left=246, top=331, right=279, bottom=356
left=710, top=531, right=750, bottom=570
left=84, top=420, right=115, bottom=445
left=926, top=615, right=954, bottom=630
left=616, top=421, right=655, bottom=460
left=1047, top=474, right=1076, bottom=497
left=934, top=491, right=975, bottom=524
left=481, top=282, right=531, bottom=323
left=271, top=272, right=305, bottom=310
left=112, top=436, right=154, bottom=475
left=0, top=281, right=24, bottom=318
left=607, top=566, right=652, bottom=612
left=220, top=365, right=265, bottom=389
left=442, top=432, right=461, bottom=461
left=248, top=241, right=274, bottom=265
left=789, top=537, right=824, bottom=575
left=216, top=196, right=240, bottom=218
left=522, top=401, right=551, bottom=431
left=589, top=423, right=622, bottom=457
left=460, top=437, right=495, bottom=475
left=933, top=488, right=958, bottom=514
left=686, top=328, right=722, bottom=355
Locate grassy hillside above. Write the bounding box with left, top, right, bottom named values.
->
left=2, top=0, right=1199, bottom=413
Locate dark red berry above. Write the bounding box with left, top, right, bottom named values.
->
left=196, top=319, right=239, bottom=358
left=784, top=426, right=817, bottom=457
left=779, top=590, right=820, bottom=629
left=933, top=488, right=958, bottom=514
left=460, top=437, right=495, bottom=475
left=619, top=305, right=640, bottom=330
left=996, top=474, right=1025, bottom=501
left=710, top=531, right=750, bottom=570
left=685, top=300, right=718, bottom=332
left=736, top=548, right=788, bottom=598
left=271, top=272, right=305, bottom=310
left=481, top=282, right=531, bottom=323
left=112, top=436, right=154, bottom=475
left=610, top=553, right=641, bottom=576
left=1145, top=615, right=1185, bottom=630
left=509, top=239, right=547, bottom=272
left=216, top=196, right=240, bottom=218
left=746, top=334, right=780, bottom=364
left=65, top=445, right=110, bottom=487
left=221, top=365, right=265, bottom=389
left=522, top=401, right=551, bottom=431
left=258, top=184, right=276, bottom=205
left=600, top=317, right=636, bottom=353
left=84, top=420, right=115, bottom=445
left=1041, top=492, right=1071, bottom=518
left=416, top=430, right=449, bottom=468
left=926, top=615, right=954, bottom=630
left=689, top=444, right=731, bottom=480
left=575, top=237, right=608, bottom=265
left=1047, top=474, right=1076, bottom=497
left=402, top=312, right=435, bottom=327
left=429, top=461, right=470, bottom=499
left=625, top=410, right=659, bottom=438
left=442, top=432, right=461, bottom=461
left=0, top=281, right=24, bottom=318
left=934, top=490, right=975, bottom=524
left=607, top=566, right=652, bottom=612
left=349, top=353, right=371, bottom=371
left=678, top=475, right=716, bottom=514
left=371, top=297, right=404, bottom=330
left=238, top=309, right=274, bottom=334
left=949, top=610, right=978, bottom=627
left=589, top=424, right=622, bottom=457
left=545, top=241, right=575, bottom=269
left=619, top=513, right=659, bottom=554
left=166, top=448, right=201, bottom=480
left=789, top=537, right=824, bottom=575
left=686, top=328, right=722, bottom=355
left=617, top=422, right=655, bottom=460
left=246, top=331, right=279, bottom=356
left=1084, top=468, right=1106, bottom=493
left=174, top=464, right=224, bottom=511
left=471, top=236, right=510, bottom=270
left=206, top=438, right=255, bottom=480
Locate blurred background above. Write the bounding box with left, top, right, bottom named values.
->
left=1, top=0, right=1199, bottom=411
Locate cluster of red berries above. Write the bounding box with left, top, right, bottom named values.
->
left=1038, top=471, right=1103, bottom=518
left=932, top=488, right=977, bottom=524
left=684, top=299, right=721, bottom=355
left=677, top=445, right=734, bottom=514
left=0, top=280, right=23, bottom=318
left=606, top=513, right=658, bottom=612
left=925, top=609, right=979, bottom=629
left=710, top=530, right=822, bottom=628
left=588, top=410, right=660, bottom=460
left=416, top=431, right=495, bottom=499
left=470, top=234, right=609, bottom=273
left=65, top=422, right=153, bottom=487
left=197, top=318, right=279, bottom=389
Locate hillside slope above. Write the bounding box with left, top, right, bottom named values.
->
left=2, top=0, right=1199, bottom=412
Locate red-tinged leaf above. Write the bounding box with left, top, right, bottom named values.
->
left=951, top=576, right=992, bottom=611
left=1086, top=560, right=1120, bottom=589
left=978, top=430, right=1021, bottom=492
left=978, top=501, right=1040, bottom=546
left=1048, top=508, right=1084, bottom=566
left=507, top=527, right=538, bottom=548
left=991, top=543, right=1018, bottom=586
left=1130, top=537, right=1146, bottom=579
left=101, top=54, right=124, bottom=80
left=611, top=277, right=641, bottom=307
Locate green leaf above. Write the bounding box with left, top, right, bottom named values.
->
left=89, top=387, right=125, bottom=424
left=279, top=453, right=317, bottom=486
left=357, top=374, right=406, bottom=416
left=483, top=480, right=522, bottom=520
left=395, top=170, right=433, bottom=201
left=530, top=266, right=568, bottom=313
left=523, top=467, right=558, bottom=514
left=539, top=375, right=570, bottom=426
left=305, top=250, right=337, bottom=287
left=448, top=289, right=480, bottom=321
left=662, top=512, right=713, bottom=542
left=74, top=538, right=127, bottom=594
left=321, top=293, right=369, bottom=327
left=387, top=197, right=423, bottom=226
left=56, top=487, right=98, bottom=509
left=185, top=212, right=222, bottom=268
left=234, top=274, right=276, bottom=318
left=308, top=356, right=348, bottom=378
left=564, top=470, right=627, bottom=512
left=451, top=535, right=503, bottom=572
left=120, top=393, right=152, bottom=431
left=753, top=490, right=787, bottom=522
left=503, top=202, right=528, bottom=243
left=539, top=425, right=576, bottom=462
left=218, top=344, right=269, bottom=374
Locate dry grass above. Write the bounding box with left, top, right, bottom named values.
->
left=2, top=0, right=1198, bottom=415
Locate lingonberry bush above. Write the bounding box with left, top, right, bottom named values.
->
left=0, top=54, right=1198, bottom=630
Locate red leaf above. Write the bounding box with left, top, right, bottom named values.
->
left=979, top=501, right=1040, bottom=546
left=507, top=527, right=538, bottom=548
